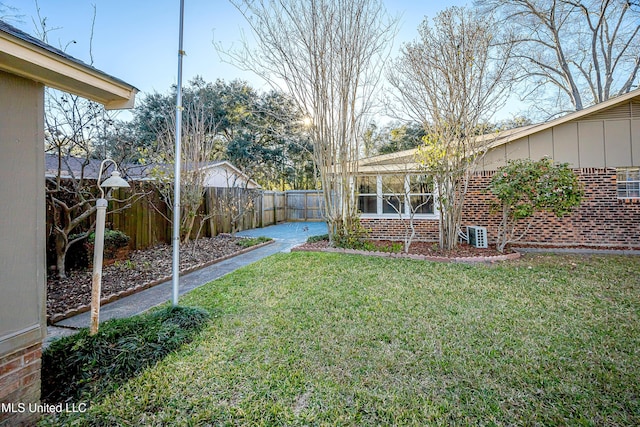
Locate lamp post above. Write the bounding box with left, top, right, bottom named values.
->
left=90, top=159, right=130, bottom=335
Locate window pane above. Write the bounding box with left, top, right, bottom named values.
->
left=617, top=183, right=628, bottom=198
left=357, top=176, right=377, bottom=194
left=358, top=195, right=377, bottom=214
left=409, top=175, right=433, bottom=193
left=381, top=175, right=405, bottom=194
left=410, top=195, right=434, bottom=214
left=616, top=168, right=640, bottom=198
left=382, top=195, right=404, bottom=214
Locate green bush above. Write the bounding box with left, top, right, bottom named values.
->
left=333, top=218, right=371, bottom=250
left=41, top=306, right=209, bottom=404
left=236, top=236, right=272, bottom=248
left=307, top=234, right=329, bottom=243
left=88, top=229, right=131, bottom=258
left=488, top=158, right=583, bottom=252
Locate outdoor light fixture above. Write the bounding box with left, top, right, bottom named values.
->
left=90, top=159, right=130, bottom=335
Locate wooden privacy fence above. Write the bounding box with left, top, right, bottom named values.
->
left=260, top=190, right=324, bottom=224
left=103, top=188, right=324, bottom=250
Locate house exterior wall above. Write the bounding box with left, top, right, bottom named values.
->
left=360, top=99, right=640, bottom=248
left=0, top=71, right=45, bottom=425
left=362, top=168, right=640, bottom=248
left=480, top=103, right=640, bottom=170
left=202, top=166, right=260, bottom=189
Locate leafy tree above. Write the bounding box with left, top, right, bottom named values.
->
left=479, top=0, right=640, bottom=114
left=131, top=79, right=314, bottom=190
left=488, top=158, right=583, bottom=252
left=375, top=123, right=426, bottom=156
left=388, top=6, right=514, bottom=249
left=224, top=88, right=315, bottom=190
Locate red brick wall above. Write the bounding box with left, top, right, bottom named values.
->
left=362, top=168, right=640, bottom=248
left=0, top=344, right=41, bottom=426
left=360, top=217, right=440, bottom=242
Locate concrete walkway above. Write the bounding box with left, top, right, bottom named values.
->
left=47, top=222, right=327, bottom=344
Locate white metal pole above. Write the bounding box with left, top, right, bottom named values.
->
left=90, top=198, right=108, bottom=335
left=172, top=0, right=185, bottom=306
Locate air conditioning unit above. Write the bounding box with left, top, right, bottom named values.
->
left=467, top=226, right=488, bottom=248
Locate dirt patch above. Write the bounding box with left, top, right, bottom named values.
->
left=47, top=235, right=263, bottom=322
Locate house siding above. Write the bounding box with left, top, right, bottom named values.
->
left=0, top=71, right=45, bottom=426
left=480, top=112, right=640, bottom=171
left=362, top=168, right=640, bottom=248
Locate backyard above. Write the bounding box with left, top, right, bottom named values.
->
left=42, top=252, right=639, bottom=426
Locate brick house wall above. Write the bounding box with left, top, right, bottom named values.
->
left=361, top=168, right=640, bottom=248
left=0, top=343, right=41, bottom=426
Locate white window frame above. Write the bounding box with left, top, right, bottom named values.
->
left=357, top=174, right=439, bottom=219
left=616, top=167, right=640, bottom=199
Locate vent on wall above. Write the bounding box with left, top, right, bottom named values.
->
left=583, top=102, right=634, bottom=121
left=467, top=226, right=488, bottom=248
left=633, top=101, right=640, bottom=118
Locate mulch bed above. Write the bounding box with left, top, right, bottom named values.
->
left=47, top=235, right=261, bottom=323
left=294, top=239, right=520, bottom=263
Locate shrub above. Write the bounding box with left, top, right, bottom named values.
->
left=307, top=234, right=329, bottom=243
left=41, top=306, right=209, bottom=404
left=87, top=229, right=131, bottom=258
left=333, top=217, right=371, bottom=250
left=488, top=158, right=583, bottom=252
left=64, top=236, right=90, bottom=271
left=236, top=236, right=272, bottom=248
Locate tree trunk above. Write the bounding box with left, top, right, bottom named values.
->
left=496, top=205, right=509, bottom=253
left=55, top=232, right=68, bottom=279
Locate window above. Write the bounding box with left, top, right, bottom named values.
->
left=357, top=176, right=378, bottom=214
left=408, top=175, right=435, bottom=214
left=357, top=174, right=436, bottom=217
left=381, top=175, right=405, bottom=214
left=617, top=168, right=640, bottom=199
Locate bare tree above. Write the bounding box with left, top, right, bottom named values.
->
left=0, top=2, right=22, bottom=23
left=39, top=8, right=142, bottom=278
left=387, top=6, right=513, bottom=250
left=150, top=80, right=221, bottom=243
left=479, top=0, right=640, bottom=114
left=224, top=0, right=398, bottom=243
left=377, top=173, right=434, bottom=253
left=206, top=186, right=261, bottom=238
left=45, top=93, right=141, bottom=278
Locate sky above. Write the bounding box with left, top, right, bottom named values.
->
left=3, top=0, right=515, bottom=120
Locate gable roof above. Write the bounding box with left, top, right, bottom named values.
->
left=0, top=20, right=137, bottom=109
left=358, top=87, right=640, bottom=171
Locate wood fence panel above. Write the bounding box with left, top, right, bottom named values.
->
left=47, top=185, right=324, bottom=254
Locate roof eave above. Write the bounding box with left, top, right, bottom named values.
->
left=0, top=31, right=137, bottom=110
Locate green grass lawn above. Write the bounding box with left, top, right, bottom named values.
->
left=43, top=252, right=640, bottom=426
